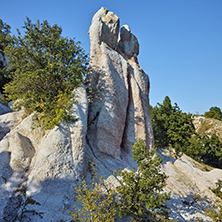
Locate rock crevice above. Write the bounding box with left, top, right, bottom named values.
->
left=86, top=7, right=154, bottom=159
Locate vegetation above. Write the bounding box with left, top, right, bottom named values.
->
left=3, top=18, right=88, bottom=129
left=204, top=106, right=222, bottom=121
left=150, top=96, right=195, bottom=152
left=186, top=133, right=222, bottom=168
left=117, top=139, right=170, bottom=221
left=15, top=186, right=43, bottom=221
left=71, top=139, right=171, bottom=222
left=151, top=96, right=222, bottom=169
left=205, top=180, right=222, bottom=221
left=211, top=180, right=222, bottom=199
left=70, top=175, right=117, bottom=222
left=0, top=19, right=11, bottom=92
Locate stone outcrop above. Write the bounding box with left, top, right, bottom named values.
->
left=159, top=149, right=222, bottom=221
left=86, top=7, right=153, bottom=160
left=0, top=7, right=220, bottom=222
left=0, top=7, right=154, bottom=221
left=0, top=85, right=88, bottom=221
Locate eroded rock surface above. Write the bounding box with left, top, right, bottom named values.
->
left=0, top=7, right=218, bottom=222
left=0, top=85, right=88, bottom=221
left=193, top=116, right=222, bottom=142
left=86, top=7, right=153, bottom=160
left=159, top=149, right=222, bottom=222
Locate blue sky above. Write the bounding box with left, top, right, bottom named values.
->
left=1, top=0, right=222, bottom=115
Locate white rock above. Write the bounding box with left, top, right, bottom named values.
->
left=117, top=25, right=139, bottom=58
left=87, top=8, right=154, bottom=159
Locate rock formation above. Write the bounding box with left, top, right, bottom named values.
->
left=87, top=7, right=153, bottom=160
left=0, top=7, right=154, bottom=221
left=0, top=7, right=221, bottom=222
left=0, top=85, right=88, bottom=221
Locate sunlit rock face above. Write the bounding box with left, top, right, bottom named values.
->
left=86, top=7, right=154, bottom=159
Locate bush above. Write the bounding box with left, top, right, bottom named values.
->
left=187, top=133, right=222, bottom=169
left=71, top=140, right=173, bottom=222
left=150, top=96, right=195, bottom=152
left=117, top=139, right=171, bottom=221
left=4, top=18, right=88, bottom=129
left=206, top=180, right=222, bottom=221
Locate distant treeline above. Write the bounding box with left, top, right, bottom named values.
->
left=150, top=96, right=222, bottom=169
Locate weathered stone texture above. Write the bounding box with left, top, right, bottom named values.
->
left=86, top=7, right=154, bottom=159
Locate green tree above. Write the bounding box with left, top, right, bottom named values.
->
left=117, top=139, right=170, bottom=222
left=206, top=180, right=222, bottom=221
left=167, top=104, right=195, bottom=153
left=186, top=133, right=222, bottom=169
left=205, top=106, right=222, bottom=121
left=151, top=96, right=222, bottom=169
left=150, top=96, right=173, bottom=148
left=151, top=96, right=195, bottom=152
left=0, top=19, right=11, bottom=51
left=0, top=19, right=11, bottom=92
left=4, top=18, right=88, bottom=129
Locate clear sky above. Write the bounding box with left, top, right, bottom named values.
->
left=1, top=0, right=222, bottom=115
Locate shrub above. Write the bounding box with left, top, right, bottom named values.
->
left=70, top=175, right=117, bottom=221
left=117, top=139, right=171, bottom=221
left=4, top=18, right=88, bottom=129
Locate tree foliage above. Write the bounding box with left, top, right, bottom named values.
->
left=187, top=133, right=222, bottom=168
left=71, top=140, right=172, bottom=222
left=0, top=19, right=11, bottom=92
left=117, top=139, right=170, bottom=221
left=151, top=96, right=222, bottom=169
left=4, top=18, right=88, bottom=128
left=150, top=96, right=195, bottom=152
left=204, top=106, right=222, bottom=121
left=0, top=19, right=11, bottom=51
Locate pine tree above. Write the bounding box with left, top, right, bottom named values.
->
left=0, top=19, right=11, bottom=92
left=151, top=96, right=195, bottom=152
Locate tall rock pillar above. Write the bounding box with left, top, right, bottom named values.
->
left=86, top=7, right=154, bottom=159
